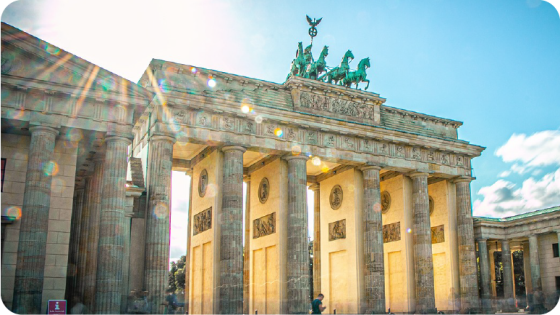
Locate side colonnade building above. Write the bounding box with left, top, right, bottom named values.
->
left=9, top=22, right=554, bottom=314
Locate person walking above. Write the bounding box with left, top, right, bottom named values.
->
left=311, top=293, right=327, bottom=314
left=164, top=288, right=178, bottom=314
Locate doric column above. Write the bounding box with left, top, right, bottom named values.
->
left=500, top=239, right=515, bottom=311
left=121, top=205, right=134, bottom=314
left=528, top=234, right=544, bottom=310
left=76, top=176, right=92, bottom=300
left=409, top=172, right=436, bottom=314
left=283, top=155, right=310, bottom=314
left=185, top=169, right=194, bottom=313
left=67, top=188, right=85, bottom=298
left=83, top=156, right=105, bottom=309
left=219, top=146, right=246, bottom=314
left=144, top=134, right=175, bottom=314
left=309, top=183, right=321, bottom=299
left=455, top=177, right=480, bottom=313
left=361, top=165, right=385, bottom=314
left=94, top=135, right=132, bottom=314
left=243, top=175, right=251, bottom=315
left=12, top=125, right=59, bottom=314
left=477, top=239, right=492, bottom=313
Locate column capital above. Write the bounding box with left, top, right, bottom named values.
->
left=453, top=175, right=475, bottom=183
left=221, top=145, right=246, bottom=154
left=149, top=133, right=176, bottom=144
left=408, top=171, right=430, bottom=179
left=105, top=134, right=133, bottom=145
left=476, top=237, right=489, bottom=243
left=359, top=164, right=382, bottom=172
left=282, top=154, right=309, bottom=162
left=29, top=125, right=59, bottom=137
left=308, top=183, right=320, bottom=191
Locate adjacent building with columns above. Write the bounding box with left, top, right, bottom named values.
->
left=2, top=22, right=559, bottom=315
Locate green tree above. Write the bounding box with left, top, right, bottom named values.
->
left=168, top=255, right=187, bottom=293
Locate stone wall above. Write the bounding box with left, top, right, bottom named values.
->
left=1, top=133, right=77, bottom=312
left=537, top=233, right=560, bottom=309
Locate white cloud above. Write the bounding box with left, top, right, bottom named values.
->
left=474, top=129, right=560, bottom=218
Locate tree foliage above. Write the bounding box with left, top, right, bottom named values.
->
left=168, top=255, right=187, bottom=293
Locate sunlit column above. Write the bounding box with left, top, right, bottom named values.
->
left=529, top=234, right=544, bottom=310
left=477, top=238, right=492, bottom=313
left=409, top=172, right=436, bottom=314
left=283, top=155, right=310, bottom=314
left=219, top=146, right=245, bottom=314
left=184, top=168, right=194, bottom=313
left=309, top=183, right=321, bottom=299
left=361, top=165, right=385, bottom=314
left=94, top=134, right=131, bottom=314
left=455, top=177, right=480, bottom=313
left=243, top=175, right=251, bottom=315
left=144, top=134, right=175, bottom=314
left=12, top=125, right=59, bottom=314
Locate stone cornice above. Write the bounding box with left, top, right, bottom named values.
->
left=381, top=105, right=463, bottom=129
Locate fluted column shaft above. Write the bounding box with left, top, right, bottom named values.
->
left=185, top=169, right=194, bottom=313
left=455, top=178, right=480, bottom=313
left=477, top=239, right=492, bottom=313
left=68, top=188, right=85, bottom=299
left=410, top=172, right=436, bottom=314
left=243, top=176, right=251, bottom=314
left=121, top=212, right=133, bottom=314
left=309, top=184, right=321, bottom=299
left=76, top=177, right=92, bottom=299
left=501, top=239, right=515, bottom=311
left=13, top=126, right=59, bottom=314
left=94, top=135, right=131, bottom=314
left=528, top=235, right=542, bottom=292
left=284, top=155, right=310, bottom=314
left=83, top=157, right=105, bottom=309
left=144, top=135, right=175, bottom=314
left=219, top=146, right=245, bottom=314
left=362, top=166, right=385, bottom=314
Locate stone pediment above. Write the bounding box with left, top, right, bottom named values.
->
left=286, top=76, right=385, bottom=126
left=1, top=22, right=153, bottom=105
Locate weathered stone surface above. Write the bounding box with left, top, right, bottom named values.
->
left=284, top=155, right=310, bottom=314
left=144, top=135, right=175, bottom=314
left=66, top=188, right=84, bottom=299
left=76, top=177, right=91, bottom=300
left=218, top=146, right=245, bottom=314
left=361, top=166, right=385, bottom=314
left=83, top=157, right=105, bottom=309
left=12, top=126, right=58, bottom=314
left=477, top=239, right=492, bottom=313
left=455, top=178, right=479, bottom=313
left=500, top=239, right=515, bottom=312
left=94, top=136, right=131, bottom=314
left=184, top=169, right=194, bottom=313
left=243, top=177, right=251, bottom=315
left=410, top=172, right=437, bottom=314
left=528, top=234, right=545, bottom=310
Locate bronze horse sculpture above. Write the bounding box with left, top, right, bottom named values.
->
left=342, top=57, right=371, bottom=90
left=319, top=50, right=354, bottom=85
left=305, top=45, right=328, bottom=80
left=287, top=42, right=307, bottom=79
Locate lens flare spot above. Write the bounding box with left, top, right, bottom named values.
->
left=241, top=104, right=251, bottom=113
left=291, top=145, right=302, bottom=155
left=66, top=128, right=83, bottom=142
left=348, top=184, right=355, bottom=192
left=407, top=228, right=412, bottom=233
left=44, top=43, right=60, bottom=56
left=373, top=203, right=381, bottom=213
left=206, top=183, right=217, bottom=198
left=43, top=161, right=59, bottom=176
left=153, top=202, right=169, bottom=219
left=51, top=178, right=66, bottom=194
left=255, top=115, right=263, bottom=124
left=5, top=206, right=22, bottom=221
left=321, top=165, right=330, bottom=173
left=312, top=156, right=321, bottom=166
left=158, top=79, right=168, bottom=93
left=190, top=67, right=197, bottom=74
left=207, top=79, right=216, bottom=88
left=274, top=128, right=283, bottom=137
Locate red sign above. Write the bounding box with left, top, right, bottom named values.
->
left=47, top=300, right=66, bottom=314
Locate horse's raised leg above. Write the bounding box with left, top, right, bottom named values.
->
left=364, top=79, right=370, bottom=90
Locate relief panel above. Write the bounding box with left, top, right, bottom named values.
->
left=383, top=222, right=401, bottom=243
left=431, top=225, right=445, bottom=244
left=329, top=219, right=346, bottom=241
left=253, top=212, right=276, bottom=239
left=193, top=207, right=212, bottom=235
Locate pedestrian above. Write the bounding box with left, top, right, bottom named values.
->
left=69, top=296, right=87, bottom=314
left=165, top=288, right=178, bottom=314
left=311, top=293, right=327, bottom=314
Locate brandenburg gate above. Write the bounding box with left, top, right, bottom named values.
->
left=1, top=21, right=486, bottom=314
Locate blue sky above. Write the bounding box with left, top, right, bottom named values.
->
left=2, top=0, right=560, bottom=261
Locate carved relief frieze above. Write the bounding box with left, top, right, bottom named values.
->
left=221, top=116, right=235, bottom=131
left=441, top=153, right=449, bottom=165
left=299, top=91, right=376, bottom=122
left=361, top=139, right=374, bottom=153
left=412, top=147, right=422, bottom=160
left=306, top=130, right=318, bottom=145
left=193, top=207, right=212, bottom=235
left=427, top=150, right=435, bottom=162
left=381, top=191, right=391, bottom=213
left=330, top=185, right=343, bottom=210
left=258, top=177, right=270, bottom=204
left=197, top=113, right=209, bottom=127
left=244, top=120, right=255, bottom=134
left=383, top=222, right=401, bottom=243
left=286, top=127, right=298, bottom=141
left=329, top=219, right=346, bottom=241
left=173, top=109, right=189, bottom=124
left=264, top=124, right=276, bottom=136
left=431, top=225, right=445, bottom=244
left=342, top=136, right=355, bottom=150
left=324, top=134, right=336, bottom=148
left=253, top=212, right=276, bottom=239
left=378, top=142, right=388, bottom=155
left=457, top=155, right=464, bottom=167
left=395, top=145, right=405, bottom=158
